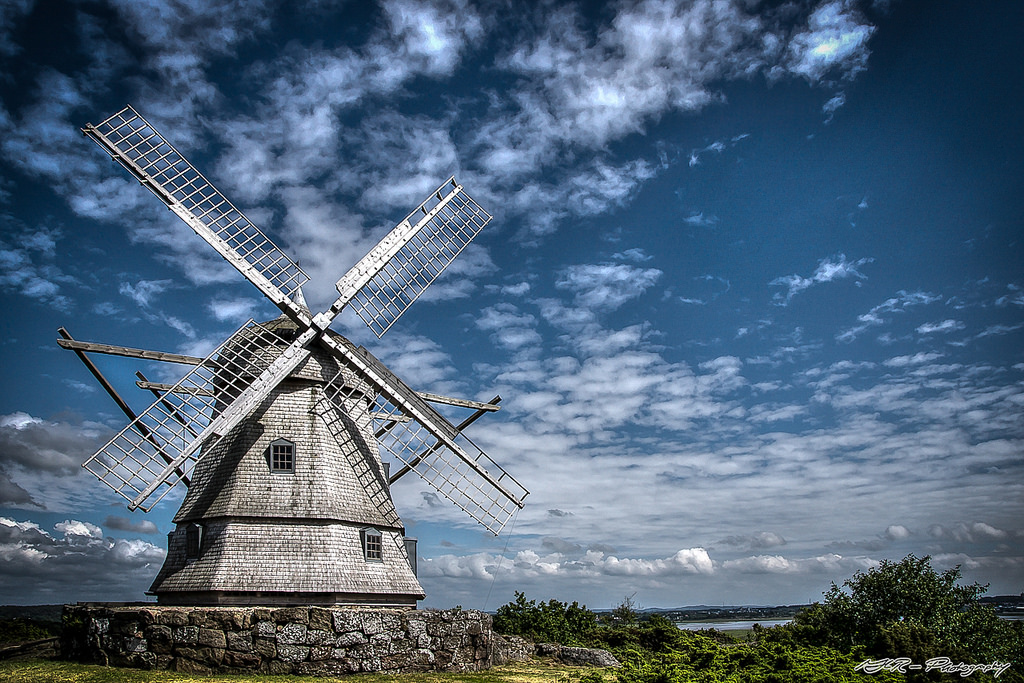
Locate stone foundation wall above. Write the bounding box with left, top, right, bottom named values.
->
left=61, top=604, right=527, bottom=675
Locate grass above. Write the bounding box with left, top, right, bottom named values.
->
left=0, top=659, right=609, bottom=683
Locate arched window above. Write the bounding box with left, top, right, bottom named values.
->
left=360, top=528, right=383, bottom=562
left=268, top=438, right=295, bottom=473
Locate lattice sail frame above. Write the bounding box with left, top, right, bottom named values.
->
left=318, top=339, right=528, bottom=534
left=83, top=320, right=289, bottom=511
left=342, top=178, right=491, bottom=338
left=83, top=106, right=309, bottom=315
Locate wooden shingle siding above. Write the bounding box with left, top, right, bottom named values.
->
left=153, top=522, right=423, bottom=600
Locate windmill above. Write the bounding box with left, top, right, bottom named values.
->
left=63, top=106, right=528, bottom=607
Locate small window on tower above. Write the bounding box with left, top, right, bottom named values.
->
left=184, top=523, right=201, bottom=559
left=361, top=528, right=383, bottom=562
left=269, top=438, right=295, bottom=473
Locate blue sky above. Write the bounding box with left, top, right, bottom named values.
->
left=1, top=0, right=1021, bottom=610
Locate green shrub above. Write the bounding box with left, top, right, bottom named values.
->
left=493, top=591, right=598, bottom=646
left=0, top=618, right=59, bottom=645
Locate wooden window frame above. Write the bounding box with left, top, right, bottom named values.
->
left=361, top=527, right=383, bottom=562
left=269, top=438, right=296, bottom=473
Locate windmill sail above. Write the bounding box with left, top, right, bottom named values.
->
left=83, top=320, right=292, bottom=511
left=337, top=177, right=492, bottom=338
left=317, top=335, right=528, bottom=534
left=82, top=106, right=310, bottom=322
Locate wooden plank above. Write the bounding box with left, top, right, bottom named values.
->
left=417, top=392, right=501, bottom=412
left=135, top=380, right=213, bottom=396
left=56, top=338, right=203, bottom=365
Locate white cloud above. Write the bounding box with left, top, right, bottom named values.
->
left=207, top=297, right=260, bottom=323
left=556, top=263, right=663, bottom=312
left=771, top=253, right=873, bottom=304
left=0, top=516, right=164, bottom=603
left=783, top=0, right=875, bottom=82
left=837, top=290, right=941, bottom=342
left=104, top=516, right=160, bottom=535
left=884, top=352, right=943, bottom=367
left=722, top=553, right=875, bottom=575
left=683, top=211, right=719, bottom=227
left=928, top=522, right=1009, bottom=543
left=822, top=91, right=846, bottom=122
left=421, top=547, right=714, bottom=581
left=119, top=279, right=173, bottom=308
left=916, top=319, right=965, bottom=335
left=0, top=224, right=73, bottom=309
left=719, top=532, right=787, bottom=550
left=55, top=519, right=103, bottom=539
left=476, top=304, right=542, bottom=352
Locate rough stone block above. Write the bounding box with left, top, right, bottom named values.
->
left=226, top=631, right=253, bottom=653
left=369, top=632, right=391, bottom=654
left=381, top=612, right=402, bottom=631
left=146, top=625, right=173, bottom=655
left=253, top=638, right=276, bottom=659
left=89, top=617, right=109, bottom=637
left=309, top=645, right=332, bottom=661
left=277, top=622, right=307, bottom=645
left=172, top=625, right=199, bottom=644
left=268, top=660, right=294, bottom=674
left=306, top=629, right=333, bottom=646
left=175, top=645, right=224, bottom=667
left=157, top=610, right=189, bottom=627
left=224, top=650, right=261, bottom=668
left=298, top=659, right=358, bottom=675
left=172, top=656, right=212, bottom=675
left=277, top=643, right=309, bottom=663
left=335, top=631, right=367, bottom=647
left=362, top=612, right=384, bottom=635
left=309, top=607, right=333, bottom=632
left=123, top=636, right=148, bottom=654
left=198, top=628, right=227, bottom=649
left=332, top=609, right=362, bottom=633
left=255, top=620, right=276, bottom=639
left=272, top=607, right=308, bottom=624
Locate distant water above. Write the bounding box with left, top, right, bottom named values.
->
left=675, top=619, right=791, bottom=631
left=676, top=615, right=1022, bottom=630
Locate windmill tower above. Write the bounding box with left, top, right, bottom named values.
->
left=64, top=106, right=528, bottom=607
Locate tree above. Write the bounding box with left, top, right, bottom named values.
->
left=791, top=554, right=1023, bottom=668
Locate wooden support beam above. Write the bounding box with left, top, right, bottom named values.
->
left=56, top=338, right=203, bottom=365
left=417, top=391, right=501, bottom=412
left=57, top=328, right=190, bottom=487
left=135, top=379, right=213, bottom=396
left=56, top=338, right=500, bottom=416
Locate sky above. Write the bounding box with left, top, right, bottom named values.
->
left=0, top=0, right=1021, bottom=611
